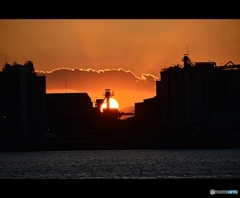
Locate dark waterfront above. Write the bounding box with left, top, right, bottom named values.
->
left=0, top=149, right=240, bottom=179
left=1, top=139, right=240, bottom=152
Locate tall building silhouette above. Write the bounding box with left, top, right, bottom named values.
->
left=157, top=54, right=240, bottom=138
left=134, top=54, right=240, bottom=140
left=0, top=61, right=46, bottom=141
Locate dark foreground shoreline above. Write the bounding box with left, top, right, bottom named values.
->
left=0, top=139, right=240, bottom=152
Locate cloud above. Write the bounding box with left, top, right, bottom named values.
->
left=37, top=68, right=158, bottom=93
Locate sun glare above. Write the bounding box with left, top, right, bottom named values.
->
left=100, top=98, right=119, bottom=112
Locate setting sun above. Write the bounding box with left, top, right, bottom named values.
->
left=100, top=98, right=119, bottom=112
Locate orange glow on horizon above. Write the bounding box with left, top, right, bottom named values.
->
left=46, top=89, right=155, bottom=110
left=100, top=98, right=119, bottom=112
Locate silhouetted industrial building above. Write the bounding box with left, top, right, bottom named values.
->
left=134, top=54, right=240, bottom=139
left=92, top=89, right=122, bottom=138
left=135, top=97, right=161, bottom=121
left=0, top=61, right=46, bottom=141
left=46, top=93, right=93, bottom=139
left=157, top=54, right=240, bottom=138
left=134, top=96, right=161, bottom=139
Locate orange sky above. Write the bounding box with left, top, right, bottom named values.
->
left=1, top=19, right=240, bottom=108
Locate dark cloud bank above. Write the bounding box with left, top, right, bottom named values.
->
left=37, top=68, right=159, bottom=93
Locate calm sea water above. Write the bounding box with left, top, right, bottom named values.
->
left=0, top=149, right=240, bottom=179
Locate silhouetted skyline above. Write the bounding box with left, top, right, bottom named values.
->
left=1, top=54, right=240, bottom=150
left=1, top=19, right=240, bottom=108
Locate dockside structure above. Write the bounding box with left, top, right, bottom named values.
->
left=157, top=54, right=240, bottom=138
left=134, top=54, right=240, bottom=139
